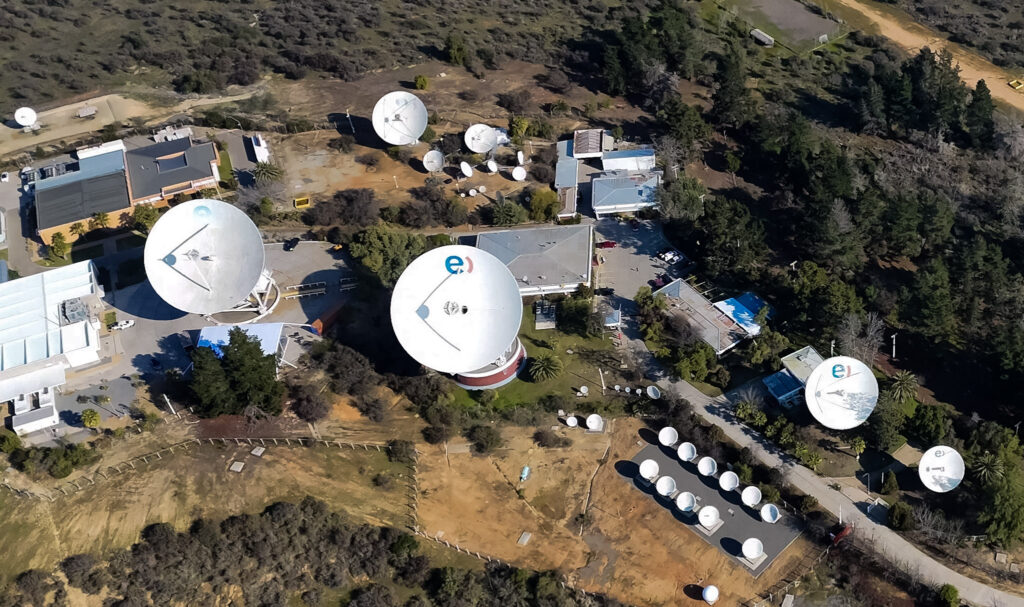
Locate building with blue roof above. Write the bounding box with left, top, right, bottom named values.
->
left=601, top=148, right=656, bottom=172
left=713, top=292, right=771, bottom=336
left=762, top=345, right=823, bottom=408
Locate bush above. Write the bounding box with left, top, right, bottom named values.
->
left=420, top=125, right=436, bottom=142
left=758, top=483, right=781, bottom=504
left=888, top=501, right=914, bottom=530
left=372, top=473, right=393, bottom=489
left=529, top=164, right=555, bottom=183
left=387, top=439, right=416, bottom=465
left=355, top=153, right=381, bottom=168
left=938, top=584, right=959, bottom=607
left=733, top=462, right=753, bottom=484
left=533, top=429, right=571, bottom=448
left=881, top=471, right=899, bottom=495
left=414, top=75, right=429, bottom=90
left=800, top=495, right=819, bottom=513
left=422, top=425, right=453, bottom=444
left=0, top=429, right=21, bottom=454
left=328, top=135, right=355, bottom=153
left=466, top=425, right=504, bottom=454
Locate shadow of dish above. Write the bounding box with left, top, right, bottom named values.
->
left=614, top=460, right=639, bottom=479
left=683, top=584, right=704, bottom=600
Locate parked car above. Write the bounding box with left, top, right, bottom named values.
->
left=596, top=240, right=617, bottom=249
left=111, top=320, right=135, bottom=330
left=0, top=172, right=8, bottom=183
left=283, top=238, right=300, bottom=251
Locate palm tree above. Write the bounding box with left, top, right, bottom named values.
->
left=81, top=408, right=100, bottom=429
left=888, top=370, right=919, bottom=404
left=850, top=436, right=866, bottom=460
left=90, top=211, right=110, bottom=231
left=529, top=353, right=563, bottom=382
left=251, top=161, right=284, bottom=185
left=973, top=451, right=1004, bottom=486
left=69, top=222, right=85, bottom=239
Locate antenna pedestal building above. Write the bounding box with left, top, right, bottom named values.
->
left=451, top=337, right=526, bottom=390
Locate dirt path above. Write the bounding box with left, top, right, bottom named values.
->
left=833, top=0, right=1024, bottom=112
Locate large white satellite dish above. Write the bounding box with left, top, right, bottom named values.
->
left=805, top=356, right=879, bottom=430
left=464, top=123, right=498, bottom=153
left=719, top=471, right=740, bottom=491
left=585, top=413, right=603, bottom=430
left=389, top=245, right=521, bottom=374
left=741, top=486, right=762, bottom=507
left=742, top=538, right=764, bottom=560
left=423, top=150, right=444, bottom=173
left=919, top=445, right=965, bottom=493
left=658, top=427, right=679, bottom=447
left=698, top=505, right=720, bottom=528
left=697, top=457, right=718, bottom=477
left=677, top=442, right=697, bottom=462
left=512, top=166, right=527, bottom=181
left=486, top=159, right=499, bottom=173
left=371, top=91, right=427, bottom=146
left=655, top=476, right=676, bottom=496
left=14, top=107, right=36, bottom=127
left=760, top=503, right=781, bottom=524
left=144, top=199, right=265, bottom=315
left=460, top=161, right=474, bottom=178
left=675, top=491, right=696, bottom=512
left=702, top=585, right=719, bottom=605
left=638, top=459, right=659, bottom=481
left=647, top=385, right=661, bottom=399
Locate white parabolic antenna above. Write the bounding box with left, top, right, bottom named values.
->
left=423, top=150, right=444, bottom=173
left=371, top=91, right=428, bottom=146
left=565, top=416, right=578, bottom=428
left=14, top=107, right=36, bottom=127
left=638, top=459, right=659, bottom=481
left=144, top=199, right=265, bottom=315
left=741, top=486, right=762, bottom=507
left=760, top=503, right=781, bottom=524
left=389, top=245, right=522, bottom=374
left=702, top=585, right=719, bottom=605
left=464, top=123, right=498, bottom=153
left=658, top=426, right=679, bottom=447
left=698, top=505, right=720, bottom=528
left=512, top=166, right=527, bottom=181
left=676, top=491, right=696, bottom=512
left=647, top=385, right=661, bottom=399
left=698, top=456, right=718, bottom=477
left=742, top=538, right=764, bottom=560
left=468, top=189, right=478, bottom=197
left=919, top=445, right=965, bottom=493
left=586, top=413, right=603, bottom=430
left=677, top=442, right=697, bottom=462
left=460, top=161, right=474, bottom=178
left=805, top=356, right=879, bottom=430
left=719, top=471, right=740, bottom=491
left=655, top=476, right=677, bottom=496
left=486, top=159, right=499, bottom=173
left=517, top=150, right=525, bottom=165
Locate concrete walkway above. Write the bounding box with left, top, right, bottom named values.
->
left=617, top=320, right=1024, bottom=606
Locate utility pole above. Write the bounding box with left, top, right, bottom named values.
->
left=891, top=333, right=897, bottom=360
left=345, top=110, right=355, bottom=134
left=830, top=340, right=835, bottom=357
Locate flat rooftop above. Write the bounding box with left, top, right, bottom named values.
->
left=476, top=225, right=592, bottom=292
left=629, top=443, right=803, bottom=578
left=125, top=137, right=218, bottom=199
left=781, top=345, right=823, bottom=383
left=34, top=171, right=131, bottom=230
left=655, top=278, right=749, bottom=355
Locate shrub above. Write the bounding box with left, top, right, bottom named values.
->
left=733, top=462, right=753, bottom=484
left=355, top=153, right=380, bottom=167
left=420, top=125, right=436, bottom=142
left=372, top=473, right=393, bottom=489
left=888, top=501, right=914, bottom=530
left=466, top=425, right=504, bottom=454
left=327, top=135, right=355, bottom=153
left=800, top=495, right=819, bottom=513
left=758, top=483, right=781, bottom=504
left=0, top=429, right=21, bottom=454
left=387, top=439, right=416, bottom=465
left=533, top=429, right=571, bottom=448
left=422, top=425, right=453, bottom=444
left=938, top=584, right=959, bottom=607
left=881, top=471, right=899, bottom=495
left=414, top=75, right=429, bottom=90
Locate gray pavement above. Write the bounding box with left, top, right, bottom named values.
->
left=627, top=443, right=803, bottom=578
left=594, top=218, right=687, bottom=314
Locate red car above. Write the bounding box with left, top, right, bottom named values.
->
left=597, top=241, right=617, bottom=249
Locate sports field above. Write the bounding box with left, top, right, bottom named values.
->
left=717, top=0, right=844, bottom=53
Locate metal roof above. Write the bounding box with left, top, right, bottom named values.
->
left=763, top=369, right=803, bottom=399
left=197, top=323, right=285, bottom=359
left=713, top=292, right=768, bottom=337
left=34, top=149, right=125, bottom=193
left=476, top=225, right=593, bottom=293
left=591, top=170, right=661, bottom=214
left=555, top=140, right=579, bottom=189
left=601, top=148, right=657, bottom=172
left=572, top=129, right=608, bottom=158
left=781, top=345, right=823, bottom=384
left=557, top=186, right=578, bottom=217
left=125, top=138, right=218, bottom=199
left=654, top=278, right=748, bottom=355
left=0, top=359, right=66, bottom=401
left=0, top=261, right=99, bottom=372
left=11, top=404, right=58, bottom=429
left=34, top=172, right=131, bottom=230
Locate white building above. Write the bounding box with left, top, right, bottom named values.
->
left=250, top=134, right=270, bottom=163
left=0, top=261, right=104, bottom=436
left=476, top=225, right=594, bottom=296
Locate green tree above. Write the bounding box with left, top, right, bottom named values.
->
left=0, top=429, right=21, bottom=454
left=850, top=436, right=866, bottom=460
left=419, top=126, right=436, bottom=143
left=980, top=468, right=1024, bottom=547
left=69, top=222, right=85, bottom=239
left=973, top=451, right=1005, bottom=487
left=48, top=232, right=70, bottom=261
left=656, top=176, right=705, bottom=221
left=529, top=353, right=564, bottom=382
left=89, top=212, right=110, bottom=230
left=444, top=34, right=467, bottom=66
left=888, top=370, right=918, bottom=404
left=220, top=327, right=285, bottom=415
left=132, top=204, right=160, bottom=233
left=528, top=189, right=560, bottom=222
left=888, top=501, right=914, bottom=530
left=908, top=405, right=951, bottom=445
left=881, top=471, right=899, bottom=494
left=938, top=584, right=959, bottom=607
left=745, top=309, right=789, bottom=369
left=347, top=225, right=429, bottom=287
left=81, top=409, right=100, bottom=429
left=602, top=48, right=627, bottom=96
left=725, top=151, right=741, bottom=186
left=710, top=46, right=752, bottom=128
left=251, top=162, right=284, bottom=185
left=659, top=97, right=709, bottom=154
left=190, top=346, right=235, bottom=416
left=965, top=79, right=995, bottom=148
left=465, top=424, right=504, bottom=454
left=869, top=394, right=905, bottom=452
left=414, top=75, right=429, bottom=90
left=912, top=258, right=956, bottom=343
left=491, top=199, right=527, bottom=226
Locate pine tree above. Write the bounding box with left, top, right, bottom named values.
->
left=966, top=79, right=995, bottom=149
left=190, top=346, right=235, bottom=416
left=913, top=258, right=957, bottom=344
left=602, top=48, right=626, bottom=96
left=221, top=327, right=285, bottom=415
left=710, top=46, right=751, bottom=128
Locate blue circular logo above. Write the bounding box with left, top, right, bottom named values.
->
left=193, top=205, right=211, bottom=218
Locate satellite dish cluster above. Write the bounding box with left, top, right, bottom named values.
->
left=804, top=356, right=964, bottom=493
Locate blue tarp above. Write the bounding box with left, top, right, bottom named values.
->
left=197, top=323, right=284, bottom=358
left=763, top=369, right=802, bottom=400
left=714, top=292, right=770, bottom=336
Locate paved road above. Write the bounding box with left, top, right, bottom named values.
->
left=616, top=321, right=1024, bottom=606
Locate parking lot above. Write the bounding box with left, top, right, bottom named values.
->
left=594, top=218, right=691, bottom=314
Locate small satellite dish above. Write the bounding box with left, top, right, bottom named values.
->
left=478, top=185, right=487, bottom=193
left=638, top=459, right=659, bottom=481
left=919, top=445, right=965, bottom=493
left=658, top=427, right=679, bottom=447
left=585, top=414, right=603, bottom=430
left=517, top=150, right=525, bottom=165
left=460, top=161, right=474, bottom=178
left=719, top=471, right=740, bottom=492
left=468, top=189, right=478, bottom=197
left=742, top=538, right=764, bottom=560
left=465, top=124, right=498, bottom=153
left=512, top=166, right=527, bottom=181
left=614, top=385, right=621, bottom=391
left=581, top=386, right=589, bottom=396
left=647, top=385, right=661, bottom=399
left=14, top=107, right=36, bottom=127
left=805, top=356, right=879, bottom=430
left=677, top=442, right=697, bottom=462
left=698, top=505, right=720, bottom=528
left=624, top=387, right=632, bottom=394
left=760, top=503, right=781, bottom=524
left=697, top=457, right=718, bottom=477
left=741, top=486, right=762, bottom=507
left=486, top=159, right=499, bottom=173
left=372, top=91, right=428, bottom=146
left=675, top=491, right=697, bottom=512
left=655, top=476, right=677, bottom=496
left=566, top=416, right=578, bottom=428
left=702, top=585, right=719, bottom=605
left=423, top=150, right=444, bottom=173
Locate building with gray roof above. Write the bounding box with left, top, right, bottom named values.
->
left=590, top=170, right=662, bottom=217
left=125, top=137, right=220, bottom=204
left=476, top=225, right=593, bottom=296
left=654, top=278, right=750, bottom=355
left=555, top=139, right=580, bottom=218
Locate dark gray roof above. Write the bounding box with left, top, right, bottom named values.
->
left=125, top=138, right=217, bottom=199
left=476, top=225, right=592, bottom=290
left=34, top=172, right=130, bottom=230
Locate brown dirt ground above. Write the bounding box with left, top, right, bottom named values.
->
left=417, top=418, right=814, bottom=606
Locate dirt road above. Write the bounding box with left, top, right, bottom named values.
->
left=833, top=0, right=1024, bottom=113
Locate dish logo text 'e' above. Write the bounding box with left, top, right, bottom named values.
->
left=445, top=255, right=474, bottom=274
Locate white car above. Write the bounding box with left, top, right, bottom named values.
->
left=112, top=320, right=135, bottom=330
left=0, top=172, right=7, bottom=183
